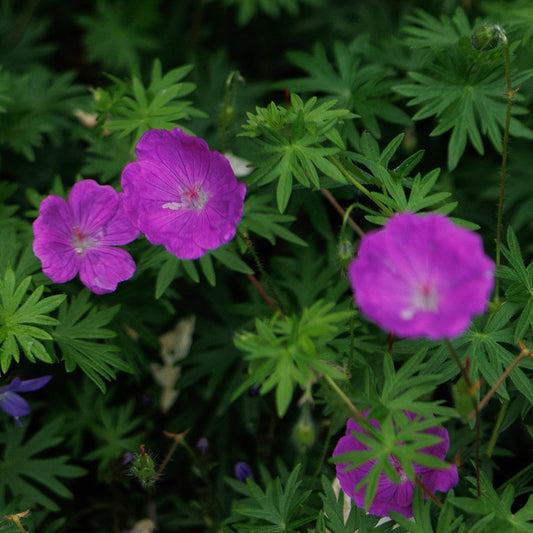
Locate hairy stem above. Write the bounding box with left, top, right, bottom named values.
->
left=495, top=28, right=515, bottom=303
left=241, top=231, right=287, bottom=316
left=321, top=189, right=365, bottom=238
left=328, top=156, right=393, bottom=215
left=468, top=346, right=529, bottom=421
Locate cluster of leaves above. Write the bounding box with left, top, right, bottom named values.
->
left=233, top=300, right=352, bottom=416
left=241, top=93, right=353, bottom=212
left=1, top=0, right=533, bottom=531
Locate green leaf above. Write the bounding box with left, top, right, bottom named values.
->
left=84, top=400, right=144, bottom=468
left=241, top=94, right=352, bottom=212
left=229, top=463, right=314, bottom=531
left=98, top=58, right=206, bottom=140
left=0, top=420, right=85, bottom=511
left=52, top=291, right=132, bottom=392
left=279, top=39, right=411, bottom=146
left=155, top=254, right=181, bottom=299
left=233, top=301, right=351, bottom=417
left=0, top=269, right=64, bottom=372
left=394, top=36, right=533, bottom=170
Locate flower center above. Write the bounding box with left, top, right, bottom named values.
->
left=390, top=455, right=409, bottom=482
left=72, top=226, right=96, bottom=256
left=400, top=281, right=439, bottom=320
left=162, top=186, right=209, bottom=211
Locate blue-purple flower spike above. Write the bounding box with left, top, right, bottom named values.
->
left=234, top=461, right=253, bottom=482
left=0, top=375, right=52, bottom=426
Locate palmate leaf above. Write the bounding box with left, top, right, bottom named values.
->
left=395, top=23, right=533, bottom=169
left=437, top=303, right=533, bottom=407
left=77, top=0, right=158, bottom=71
left=221, top=0, right=323, bottom=26
left=0, top=269, right=64, bottom=373
left=0, top=420, right=85, bottom=511
left=241, top=93, right=353, bottom=212
left=84, top=400, right=143, bottom=468
left=103, top=59, right=206, bottom=140
left=228, top=464, right=314, bottom=532
left=0, top=66, right=82, bottom=161
left=52, top=291, right=133, bottom=392
left=378, top=350, right=455, bottom=419
left=450, top=472, right=533, bottom=533
left=499, top=226, right=533, bottom=340
left=278, top=39, right=411, bottom=147
left=349, top=132, right=456, bottom=223
left=333, top=411, right=452, bottom=512
left=233, top=300, right=352, bottom=417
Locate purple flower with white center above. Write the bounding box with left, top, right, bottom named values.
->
left=0, top=375, right=52, bottom=426
left=333, top=412, right=458, bottom=518
left=349, top=212, right=494, bottom=340
left=234, top=461, right=253, bottom=482
left=121, top=128, right=246, bottom=260
left=33, top=179, right=139, bottom=295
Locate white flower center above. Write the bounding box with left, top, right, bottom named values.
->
left=163, top=186, right=209, bottom=211
left=72, top=227, right=96, bottom=256
left=400, top=281, right=439, bottom=320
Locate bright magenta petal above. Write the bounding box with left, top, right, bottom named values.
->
left=121, top=128, right=246, bottom=259
left=79, top=246, right=136, bottom=294
left=349, top=213, right=495, bottom=340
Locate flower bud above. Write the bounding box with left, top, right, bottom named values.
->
left=234, top=461, right=253, bottom=482
left=130, top=444, right=157, bottom=488
left=336, top=238, right=354, bottom=269
left=292, top=403, right=316, bottom=452
left=471, top=24, right=502, bottom=51
left=196, top=437, right=209, bottom=455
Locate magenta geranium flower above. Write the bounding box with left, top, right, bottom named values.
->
left=121, top=128, right=247, bottom=260
left=349, top=212, right=494, bottom=339
left=33, top=179, right=139, bottom=294
left=333, top=412, right=458, bottom=518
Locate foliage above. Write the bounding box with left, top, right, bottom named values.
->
left=0, top=0, right=532, bottom=531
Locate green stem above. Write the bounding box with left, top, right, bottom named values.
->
left=322, top=373, right=362, bottom=420
left=241, top=233, right=287, bottom=316
left=468, top=349, right=528, bottom=421
left=495, top=27, right=514, bottom=303
left=328, top=156, right=393, bottom=215
left=487, top=400, right=509, bottom=458
left=444, top=339, right=481, bottom=498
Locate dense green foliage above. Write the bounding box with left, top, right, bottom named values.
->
left=0, top=0, right=532, bottom=531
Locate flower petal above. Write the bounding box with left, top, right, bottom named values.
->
left=0, top=392, right=31, bottom=418
left=11, top=375, right=52, bottom=393
left=79, top=246, right=136, bottom=294
left=349, top=213, right=495, bottom=340
left=121, top=128, right=246, bottom=260
left=69, top=179, right=119, bottom=235
left=33, top=195, right=80, bottom=283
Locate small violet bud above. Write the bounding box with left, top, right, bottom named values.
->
left=234, top=461, right=253, bottom=482
left=471, top=24, right=502, bottom=51
left=197, top=437, right=209, bottom=455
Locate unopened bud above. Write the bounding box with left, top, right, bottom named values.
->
left=337, top=239, right=354, bottom=269
left=292, top=403, right=316, bottom=452
left=471, top=24, right=502, bottom=51
left=130, top=444, right=157, bottom=488
left=234, top=461, right=253, bottom=482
